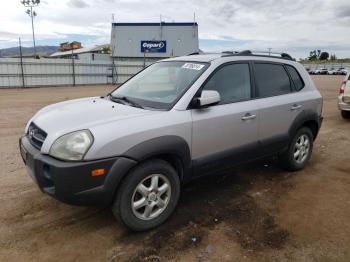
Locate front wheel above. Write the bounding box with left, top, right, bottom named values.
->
left=279, top=127, right=314, bottom=171
left=112, top=159, right=180, bottom=231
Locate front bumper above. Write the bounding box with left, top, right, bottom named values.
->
left=19, top=136, right=137, bottom=206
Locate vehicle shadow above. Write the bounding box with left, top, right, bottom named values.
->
left=114, top=158, right=295, bottom=261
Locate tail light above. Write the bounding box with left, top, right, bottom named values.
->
left=339, top=80, right=346, bottom=94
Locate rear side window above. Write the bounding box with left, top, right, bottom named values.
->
left=286, top=65, right=304, bottom=91
left=254, top=63, right=291, bottom=97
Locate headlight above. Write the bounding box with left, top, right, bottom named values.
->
left=49, top=130, right=93, bottom=161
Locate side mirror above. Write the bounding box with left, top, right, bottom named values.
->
left=196, top=90, right=221, bottom=107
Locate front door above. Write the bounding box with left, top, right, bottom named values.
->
left=191, top=62, right=259, bottom=176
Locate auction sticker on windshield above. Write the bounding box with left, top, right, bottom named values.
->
left=182, top=63, right=205, bottom=70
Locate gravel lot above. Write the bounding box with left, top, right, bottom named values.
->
left=0, top=76, right=349, bottom=262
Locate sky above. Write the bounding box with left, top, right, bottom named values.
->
left=1, top=0, right=350, bottom=59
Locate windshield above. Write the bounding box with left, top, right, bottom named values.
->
left=111, top=61, right=208, bottom=110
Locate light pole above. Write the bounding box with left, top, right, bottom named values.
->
left=21, top=0, right=40, bottom=58
left=268, top=47, right=272, bottom=56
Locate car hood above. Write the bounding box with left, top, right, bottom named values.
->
left=28, top=97, right=158, bottom=137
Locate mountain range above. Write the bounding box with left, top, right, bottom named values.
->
left=0, top=46, right=59, bottom=57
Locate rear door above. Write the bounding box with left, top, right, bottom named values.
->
left=253, top=62, right=303, bottom=154
left=191, top=62, right=259, bottom=175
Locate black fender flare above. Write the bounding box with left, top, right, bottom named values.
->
left=288, top=109, right=321, bottom=140
left=101, top=136, right=191, bottom=205
left=124, top=135, right=192, bottom=172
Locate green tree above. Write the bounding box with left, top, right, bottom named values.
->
left=319, top=52, right=329, bottom=60
left=308, top=50, right=318, bottom=60
left=100, top=46, right=111, bottom=54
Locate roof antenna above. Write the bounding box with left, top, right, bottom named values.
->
left=111, top=13, right=115, bottom=23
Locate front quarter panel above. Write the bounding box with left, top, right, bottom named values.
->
left=85, top=110, right=192, bottom=160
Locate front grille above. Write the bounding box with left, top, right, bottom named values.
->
left=27, top=122, right=47, bottom=150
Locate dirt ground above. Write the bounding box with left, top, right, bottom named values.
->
left=0, top=76, right=349, bottom=262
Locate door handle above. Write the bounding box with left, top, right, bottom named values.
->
left=291, top=104, right=302, bottom=111
left=241, top=113, right=256, bottom=121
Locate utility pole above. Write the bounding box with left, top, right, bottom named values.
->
left=21, top=0, right=40, bottom=58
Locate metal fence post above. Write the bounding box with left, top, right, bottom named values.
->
left=19, top=38, right=25, bottom=88
left=71, top=49, right=75, bottom=86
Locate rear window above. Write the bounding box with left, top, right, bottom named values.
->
left=286, top=65, right=304, bottom=91
left=254, top=63, right=291, bottom=97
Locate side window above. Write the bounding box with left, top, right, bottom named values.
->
left=254, top=63, right=291, bottom=97
left=202, top=63, right=251, bottom=104
left=286, top=65, right=304, bottom=91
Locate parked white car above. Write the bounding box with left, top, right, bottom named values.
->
left=314, top=69, right=321, bottom=74
left=340, top=68, right=348, bottom=75
left=328, top=69, right=337, bottom=75
left=338, top=72, right=350, bottom=118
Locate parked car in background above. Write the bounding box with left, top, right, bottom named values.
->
left=307, top=67, right=347, bottom=76
left=334, top=68, right=343, bottom=75
left=314, top=69, right=321, bottom=75
left=319, top=68, right=329, bottom=75
left=328, top=68, right=337, bottom=75
left=338, top=72, right=350, bottom=119
left=19, top=51, right=323, bottom=231
left=340, top=68, right=348, bottom=75
left=308, top=69, right=316, bottom=75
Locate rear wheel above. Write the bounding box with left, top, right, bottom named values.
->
left=341, top=110, right=350, bottom=119
left=279, top=127, right=313, bottom=171
left=112, top=159, right=180, bottom=231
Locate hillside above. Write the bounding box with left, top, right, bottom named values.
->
left=0, top=46, right=59, bottom=57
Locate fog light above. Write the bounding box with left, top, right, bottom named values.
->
left=91, top=169, right=105, bottom=177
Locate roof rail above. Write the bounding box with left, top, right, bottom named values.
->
left=187, top=52, right=222, bottom=56
left=237, top=50, right=252, bottom=55
left=222, top=50, right=295, bottom=61
left=221, top=50, right=239, bottom=55
left=187, top=52, right=200, bottom=56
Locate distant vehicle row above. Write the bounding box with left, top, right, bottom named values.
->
left=307, top=68, right=348, bottom=75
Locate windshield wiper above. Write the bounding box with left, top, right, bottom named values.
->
left=109, top=95, right=144, bottom=109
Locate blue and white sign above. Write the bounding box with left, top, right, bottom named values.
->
left=141, top=41, right=166, bottom=53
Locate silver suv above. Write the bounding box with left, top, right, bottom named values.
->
left=19, top=51, right=323, bottom=231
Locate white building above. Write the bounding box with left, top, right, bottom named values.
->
left=110, top=22, right=199, bottom=61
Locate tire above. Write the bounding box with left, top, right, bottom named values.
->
left=112, top=159, right=180, bottom=231
left=279, top=127, right=314, bottom=171
left=341, top=110, right=350, bottom=119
